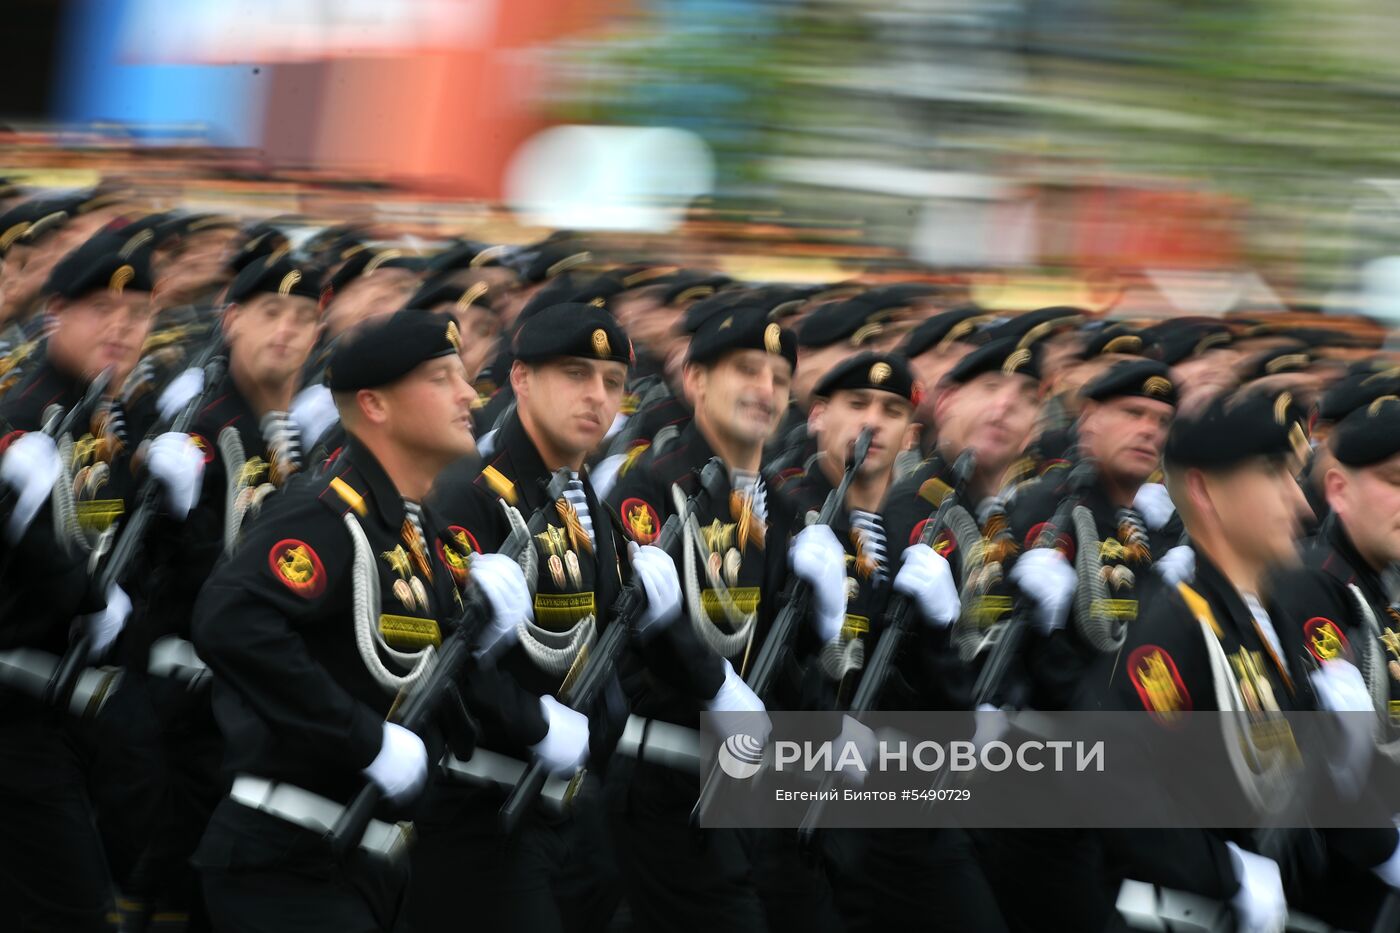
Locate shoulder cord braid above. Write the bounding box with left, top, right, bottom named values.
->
left=218, top=427, right=249, bottom=555
left=1196, top=606, right=1296, bottom=817
left=50, top=426, right=90, bottom=557
left=1072, top=505, right=1121, bottom=652
left=344, top=512, right=436, bottom=694
left=500, top=499, right=539, bottom=593
left=939, top=502, right=987, bottom=663
left=1348, top=584, right=1400, bottom=762
left=502, top=498, right=599, bottom=678
left=672, top=482, right=755, bottom=661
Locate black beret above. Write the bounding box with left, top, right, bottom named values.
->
left=1081, top=325, right=1158, bottom=360
left=512, top=242, right=596, bottom=283
left=899, top=305, right=991, bottom=357
left=404, top=277, right=497, bottom=315
left=944, top=336, right=1041, bottom=385
left=327, top=309, right=461, bottom=391
left=513, top=303, right=632, bottom=366
left=813, top=351, right=920, bottom=404
left=227, top=256, right=325, bottom=304
left=688, top=306, right=797, bottom=373
left=1244, top=345, right=1312, bottom=381
left=797, top=295, right=904, bottom=349
left=230, top=220, right=293, bottom=273
left=301, top=224, right=370, bottom=265
left=0, top=198, right=56, bottom=254
left=1082, top=359, right=1178, bottom=408
left=43, top=230, right=155, bottom=299
left=682, top=290, right=754, bottom=334
left=1156, top=323, right=1234, bottom=366
left=324, top=248, right=425, bottom=296
left=994, top=306, right=1086, bottom=344
left=658, top=273, right=732, bottom=306
left=1318, top=368, right=1400, bottom=423
left=1332, top=396, right=1400, bottom=466
left=1165, top=388, right=1311, bottom=470
left=425, top=239, right=498, bottom=275
left=516, top=273, right=624, bottom=325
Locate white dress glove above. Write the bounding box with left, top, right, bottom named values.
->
left=81, top=583, right=131, bottom=662
left=362, top=722, right=429, bottom=805
left=291, top=384, right=339, bottom=451
left=1008, top=548, right=1078, bottom=635
left=628, top=542, right=682, bottom=641
left=789, top=524, right=848, bottom=644
left=892, top=543, right=961, bottom=628
left=531, top=695, right=590, bottom=775
left=467, top=552, right=529, bottom=658
left=1, top=432, right=61, bottom=543
left=1226, top=841, right=1287, bottom=933
left=1373, top=817, right=1400, bottom=889
left=1132, top=482, right=1175, bottom=532
left=146, top=432, right=205, bottom=520
left=156, top=366, right=204, bottom=423
left=705, top=658, right=772, bottom=743
left=1155, top=545, right=1195, bottom=587
left=1310, top=659, right=1378, bottom=797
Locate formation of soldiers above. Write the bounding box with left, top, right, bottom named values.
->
left=1, top=181, right=1400, bottom=933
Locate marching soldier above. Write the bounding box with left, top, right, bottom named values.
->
left=0, top=229, right=207, bottom=931
left=1004, top=359, right=1181, bottom=712
left=191, top=309, right=532, bottom=932
left=419, top=302, right=701, bottom=932
left=608, top=306, right=833, bottom=932
left=1086, top=387, right=1366, bottom=933
left=127, top=254, right=327, bottom=927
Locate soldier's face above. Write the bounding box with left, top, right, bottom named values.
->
left=793, top=343, right=855, bottom=407
left=514, top=358, right=627, bottom=459
left=380, top=355, right=478, bottom=462
left=1328, top=458, right=1400, bottom=567
left=1171, top=350, right=1239, bottom=414
left=812, top=389, right=914, bottom=481
left=47, top=289, right=155, bottom=386
left=689, top=351, right=792, bottom=447
left=909, top=344, right=972, bottom=423
left=432, top=303, right=500, bottom=383
left=1079, top=397, right=1174, bottom=486
left=323, top=272, right=418, bottom=339
left=1203, top=459, right=1307, bottom=568
left=935, top=373, right=1039, bottom=477
left=225, top=294, right=321, bottom=386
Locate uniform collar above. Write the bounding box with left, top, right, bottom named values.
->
left=338, top=435, right=407, bottom=530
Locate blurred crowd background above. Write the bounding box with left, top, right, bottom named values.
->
left=7, top=0, right=1400, bottom=332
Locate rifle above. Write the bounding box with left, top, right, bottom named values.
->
left=328, top=469, right=571, bottom=858
left=497, top=458, right=728, bottom=833
left=690, top=428, right=872, bottom=827
left=971, top=459, right=1096, bottom=707
left=45, top=350, right=228, bottom=710
left=794, top=449, right=974, bottom=842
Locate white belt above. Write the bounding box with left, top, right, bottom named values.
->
left=229, top=774, right=412, bottom=860
left=148, top=636, right=210, bottom=688
left=441, top=750, right=581, bottom=815
left=617, top=714, right=702, bottom=771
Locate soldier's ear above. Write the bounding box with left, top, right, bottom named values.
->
left=509, top=360, right=529, bottom=400
left=356, top=387, right=390, bottom=425
left=1321, top=465, right=1348, bottom=515
left=807, top=399, right=827, bottom=434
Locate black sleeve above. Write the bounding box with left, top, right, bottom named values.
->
left=191, top=495, right=384, bottom=774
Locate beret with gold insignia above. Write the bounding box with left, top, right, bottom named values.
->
left=1154, top=321, right=1234, bottom=366
left=899, top=305, right=990, bottom=358
left=327, top=309, right=461, bottom=391
left=227, top=255, right=325, bottom=304
left=1318, top=366, right=1400, bottom=423
left=688, top=305, right=798, bottom=372
left=1331, top=396, right=1400, bottom=466
left=229, top=219, right=294, bottom=273
left=1165, top=387, right=1310, bottom=470
left=993, top=306, right=1086, bottom=344
left=797, top=293, right=913, bottom=349
left=513, top=303, right=632, bottom=366
left=404, top=277, right=498, bottom=315
left=813, top=350, right=919, bottom=404
left=1082, top=359, right=1178, bottom=408
left=1079, top=325, right=1158, bottom=360
left=43, top=229, right=155, bottom=299
left=512, top=241, right=596, bottom=284
left=944, top=336, right=1041, bottom=385
left=324, top=247, right=426, bottom=296
left=1243, top=344, right=1312, bottom=382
